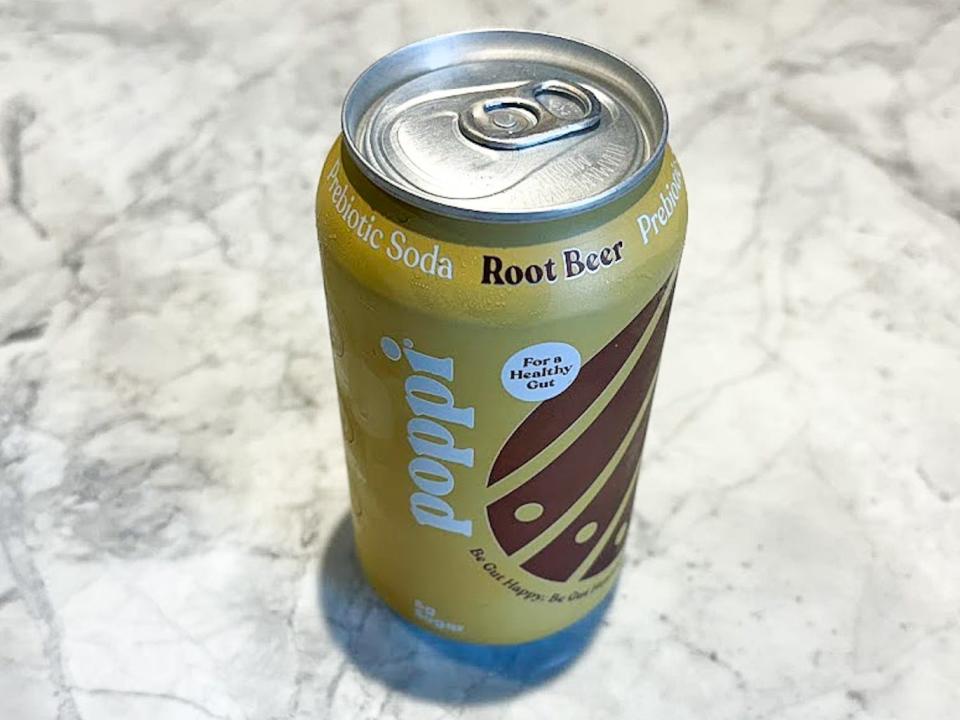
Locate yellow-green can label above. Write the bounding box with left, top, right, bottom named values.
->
left=317, top=138, right=687, bottom=644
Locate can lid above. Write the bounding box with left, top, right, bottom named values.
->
left=341, top=30, right=668, bottom=223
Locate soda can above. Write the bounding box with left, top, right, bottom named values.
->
left=316, top=30, right=687, bottom=644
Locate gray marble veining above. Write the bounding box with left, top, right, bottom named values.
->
left=2, top=1, right=959, bottom=718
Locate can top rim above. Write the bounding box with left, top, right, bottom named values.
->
left=340, top=29, right=670, bottom=224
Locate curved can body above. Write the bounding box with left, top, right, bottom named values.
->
left=316, top=31, right=688, bottom=644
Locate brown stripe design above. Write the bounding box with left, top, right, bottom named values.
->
left=521, top=405, right=651, bottom=581
left=486, top=292, right=673, bottom=558
left=488, top=282, right=667, bottom=485
left=584, top=478, right=639, bottom=579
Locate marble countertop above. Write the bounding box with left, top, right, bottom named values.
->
left=3, top=1, right=959, bottom=718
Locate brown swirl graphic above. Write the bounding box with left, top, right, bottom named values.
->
left=584, top=478, right=639, bottom=579
left=486, top=285, right=674, bottom=564
left=521, top=404, right=651, bottom=581
left=488, top=282, right=667, bottom=485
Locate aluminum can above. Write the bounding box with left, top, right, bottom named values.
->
left=316, top=30, right=687, bottom=644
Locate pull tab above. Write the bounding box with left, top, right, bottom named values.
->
left=459, top=80, right=602, bottom=150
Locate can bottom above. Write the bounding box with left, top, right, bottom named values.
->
left=353, top=525, right=622, bottom=646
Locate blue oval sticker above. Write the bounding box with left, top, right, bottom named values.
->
left=501, top=342, right=581, bottom=402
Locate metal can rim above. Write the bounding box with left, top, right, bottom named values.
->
left=340, top=29, right=670, bottom=224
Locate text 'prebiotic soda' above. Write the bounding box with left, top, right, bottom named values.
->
left=316, top=30, right=687, bottom=644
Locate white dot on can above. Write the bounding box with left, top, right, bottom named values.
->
left=575, top=522, right=598, bottom=544
left=380, top=337, right=401, bottom=361
left=514, top=502, right=544, bottom=522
